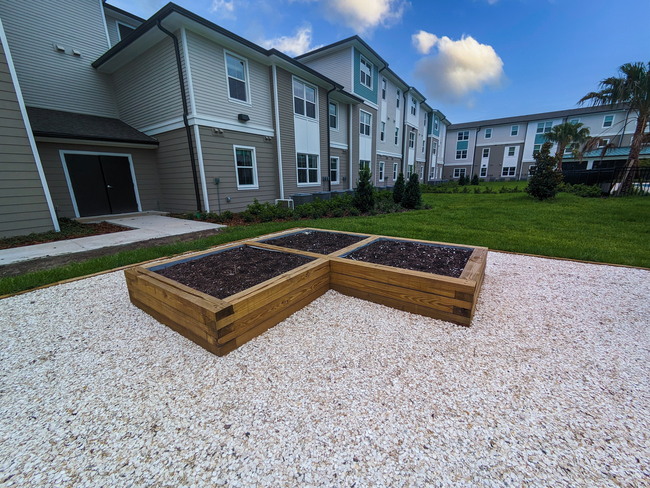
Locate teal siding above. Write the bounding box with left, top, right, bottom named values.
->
left=353, top=48, right=378, bottom=104
left=429, top=115, right=440, bottom=137
left=456, top=140, right=468, bottom=150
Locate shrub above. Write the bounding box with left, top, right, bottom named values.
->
left=458, top=174, right=466, bottom=186
left=526, top=142, right=563, bottom=201
left=461, top=186, right=470, bottom=193
left=473, top=187, right=481, bottom=194
left=422, top=203, right=432, bottom=210
left=483, top=186, right=494, bottom=194
left=353, top=167, right=375, bottom=212
left=471, top=174, right=480, bottom=186
left=563, top=183, right=602, bottom=198
left=241, top=210, right=256, bottom=223
left=403, top=172, right=422, bottom=209
left=220, top=210, right=234, bottom=221
left=331, top=208, right=344, bottom=218
left=393, top=172, right=406, bottom=203
left=348, top=207, right=360, bottom=216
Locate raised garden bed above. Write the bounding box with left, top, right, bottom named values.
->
left=258, top=229, right=369, bottom=255
left=125, top=229, right=487, bottom=356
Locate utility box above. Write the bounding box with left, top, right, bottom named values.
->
left=290, top=193, right=314, bottom=206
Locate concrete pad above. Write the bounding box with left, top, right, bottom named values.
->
left=0, top=215, right=225, bottom=266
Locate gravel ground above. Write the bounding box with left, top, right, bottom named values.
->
left=1, top=252, right=649, bottom=487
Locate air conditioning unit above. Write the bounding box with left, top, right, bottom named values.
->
left=275, top=198, right=294, bottom=209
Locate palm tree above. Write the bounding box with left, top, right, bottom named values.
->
left=543, top=121, right=591, bottom=172
left=579, top=62, right=650, bottom=194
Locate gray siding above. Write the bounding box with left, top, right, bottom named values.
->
left=318, top=85, right=329, bottom=192
left=198, top=125, right=279, bottom=213
left=0, top=40, right=54, bottom=237
left=37, top=142, right=163, bottom=218
left=0, top=0, right=118, bottom=118
left=104, top=11, right=121, bottom=48
left=187, top=30, right=273, bottom=130
left=329, top=147, right=348, bottom=190
left=376, top=77, right=403, bottom=156
left=112, top=37, right=183, bottom=130
left=330, top=100, right=348, bottom=146
left=303, top=48, right=352, bottom=92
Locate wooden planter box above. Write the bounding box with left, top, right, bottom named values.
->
left=125, top=229, right=487, bottom=356
left=124, top=243, right=330, bottom=356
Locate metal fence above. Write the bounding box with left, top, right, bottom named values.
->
left=562, top=166, right=650, bottom=196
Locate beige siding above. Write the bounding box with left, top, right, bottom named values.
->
left=112, top=37, right=183, bottom=130
left=198, top=125, right=278, bottom=213
left=303, top=48, right=352, bottom=92
left=350, top=105, right=360, bottom=187
left=187, top=30, right=273, bottom=130
left=37, top=142, right=163, bottom=218
left=0, top=40, right=54, bottom=237
left=275, top=67, right=298, bottom=197
left=0, top=0, right=118, bottom=118
left=329, top=147, right=348, bottom=191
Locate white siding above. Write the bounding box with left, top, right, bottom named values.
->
left=104, top=12, right=120, bottom=47
left=376, top=77, right=402, bottom=155
left=302, top=48, right=352, bottom=92
left=186, top=30, right=273, bottom=131
left=0, top=0, right=118, bottom=118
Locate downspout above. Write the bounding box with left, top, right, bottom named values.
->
left=326, top=86, right=336, bottom=192
left=157, top=20, right=202, bottom=213
left=271, top=64, right=284, bottom=200
left=348, top=103, right=353, bottom=190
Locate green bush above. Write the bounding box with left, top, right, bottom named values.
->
left=402, top=172, right=422, bottom=209
left=241, top=210, right=256, bottom=223
left=471, top=174, right=480, bottom=186
left=483, top=186, right=494, bottom=194
left=353, top=167, right=375, bottom=212
left=393, top=172, right=405, bottom=203
left=473, top=187, right=481, bottom=194
left=461, top=186, right=470, bottom=193
left=458, top=174, right=466, bottom=186
left=562, top=183, right=602, bottom=198
left=220, top=210, right=234, bottom=221
left=331, top=208, right=344, bottom=218
left=526, top=142, right=563, bottom=201
left=348, top=207, right=360, bottom=216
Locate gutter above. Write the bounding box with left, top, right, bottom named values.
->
left=326, top=86, right=336, bottom=191
left=271, top=64, right=285, bottom=200
left=157, top=18, right=202, bottom=213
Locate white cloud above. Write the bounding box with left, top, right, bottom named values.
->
left=413, top=33, right=505, bottom=103
left=412, top=30, right=438, bottom=55
left=210, top=0, right=236, bottom=19
left=261, top=25, right=321, bottom=57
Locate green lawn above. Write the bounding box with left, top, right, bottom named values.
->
left=1, top=191, right=648, bottom=296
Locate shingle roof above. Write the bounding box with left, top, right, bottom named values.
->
left=27, top=107, right=158, bottom=145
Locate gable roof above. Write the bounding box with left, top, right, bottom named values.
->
left=295, top=35, right=388, bottom=69
left=27, top=107, right=158, bottom=145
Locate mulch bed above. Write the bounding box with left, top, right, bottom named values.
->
left=0, top=220, right=129, bottom=250
left=344, top=239, right=473, bottom=278
left=154, top=246, right=314, bottom=299
left=263, top=230, right=366, bottom=255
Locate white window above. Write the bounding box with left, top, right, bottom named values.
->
left=409, top=132, right=415, bottom=148
left=380, top=121, right=385, bottom=142
left=502, top=166, right=516, bottom=177
left=381, top=78, right=386, bottom=100
left=116, top=21, right=136, bottom=41
left=533, top=144, right=541, bottom=155
left=297, top=153, right=319, bottom=185
left=507, top=146, right=516, bottom=157
left=329, top=101, right=338, bottom=129
left=456, top=149, right=468, bottom=159
left=482, top=148, right=490, bottom=158
left=454, top=168, right=466, bottom=178
left=359, top=160, right=370, bottom=172
left=360, top=111, right=371, bottom=136
left=408, top=164, right=414, bottom=175
left=432, top=141, right=437, bottom=155
left=419, top=165, right=424, bottom=180
left=598, top=138, right=610, bottom=147
left=293, top=78, right=317, bottom=119
left=537, top=121, right=552, bottom=134
left=564, top=146, right=573, bottom=156
left=394, top=127, right=399, bottom=145
left=393, top=162, right=398, bottom=180
left=603, top=115, right=614, bottom=128
left=434, top=116, right=439, bottom=131
left=458, top=131, right=469, bottom=141
left=396, top=89, right=400, bottom=108
left=225, top=52, right=249, bottom=103
left=378, top=161, right=385, bottom=181
left=511, top=125, right=519, bottom=136
left=485, top=128, right=492, bottom=139
left=410, top=98, right=417, bottom=116
left=360, top=56, right=372, bottom=89
left=570, top=118, right=580, bottom=124
left=330, top=157, right=339, bottom=184
left=480, top=167, right=487, bottom=177
left=233, top=146, right=258, bottom=189
left=422, top=136, right=426, bottom=153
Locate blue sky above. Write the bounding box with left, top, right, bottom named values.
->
left=110, top=0, right=650, bottom=124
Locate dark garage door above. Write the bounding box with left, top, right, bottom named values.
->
left=65, top=154, right=139, bottom=217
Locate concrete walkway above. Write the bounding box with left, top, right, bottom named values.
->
left=0, top=214, right=225, bottom=266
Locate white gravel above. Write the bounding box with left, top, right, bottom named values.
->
left=1, top=252, right=649, bottom=487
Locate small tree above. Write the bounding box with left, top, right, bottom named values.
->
left=543, top=121, right=591, bottom=172
left=353, top=167, right=375, bottom=212
left=393, top=172, right=405, bottom=204
left=526, top=142, right=563, bottom=201
left=471, top=174, right=479, bottom=185
left=458, top=174, right=466, bottom=186
left=403, top=172, right=422, bottom=209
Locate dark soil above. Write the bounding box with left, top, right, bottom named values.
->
left=154, top=246, right=314, bottom=299
left=263, top=230, right=366, bottom=255
left=344, top=239, right=473, bottom=278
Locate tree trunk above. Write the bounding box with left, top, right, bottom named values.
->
left=618, top=114, right=648, bottom=195
left=555, top=143, right=566, bottom=172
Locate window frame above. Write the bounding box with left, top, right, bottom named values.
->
left=359, top=110, right=372, bottom=137
left=232, top=145, right=259, bottom=190
left=293, top=77, right=318, bottom=120
left=482, top=147, right=490, bottom=158
left=458, top=130, right=469, bottom=141
left=116, top=21, right=136, bottom=41
left=378, top=161, right=385, bottom=182
left=422, top=135, right=426, bottom=153
left=533, top=144, right=541, bottom=156
left=224, top=50, right=252, bottom=106
left=296, top=153, right=320, bottom=186
left=536, top=121, right=552, bottom=134
left=381, top=78, right=387, bottom=100
left=394, top=127, right=399, bottom=145
left=603, top=115, right=614, bottom=128
left=380, top=121, right=385, bottom=142
left=484, top=128, right=492, bottom=139
left=359, top=160, right=371, bottom=173
left=396, top=89, right=400, bottom=108
left=453, top=168, right=466, bottom=179
left=501, top=166, right=516, bottom=177
left=409, top=131, right=415, bottom=149
left=329, top=100, right=338, bottom=130
left=507, top=146, right=516, bottom=157
left=419, top=165, right=424, bottom=180
left=393, top=162, right=398, bottom=180
left=360, top=55, right=373, bottom=89
left=433, top=116, right=439, bottom=131
left=456, top=149, right=468, bottom=159
left=432, top=141, right=437, bottom=155
left=330, top=156, right=339, bottom=185
left=410, top=97, right=417, bottom=116
left=480, top=167, right=487, bottom=177
left=510, top=125, right=519, bottom=136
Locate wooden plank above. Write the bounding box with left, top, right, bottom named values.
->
left=142, top=241, right=248, bottom=269
left=218, top=272, right=330, bottom=344
left=328, top=236, right=379, bottom=257
left=331, top=283, right=471, bottom=327
left=329, top=257, right=475, bottom=296
left=329, top=272, right=472, bottom=313
left=355, top=234, right=479, bottom=251
left=301, top=227, right=376, bottom=238
left=244, top=241, right=325, bottom=259
left=459, top=247, right=488, bottom=282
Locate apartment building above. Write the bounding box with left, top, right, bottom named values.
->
left=444, top=105, right=641, bottom=181
left=0, top=1, right=447, bottom=238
